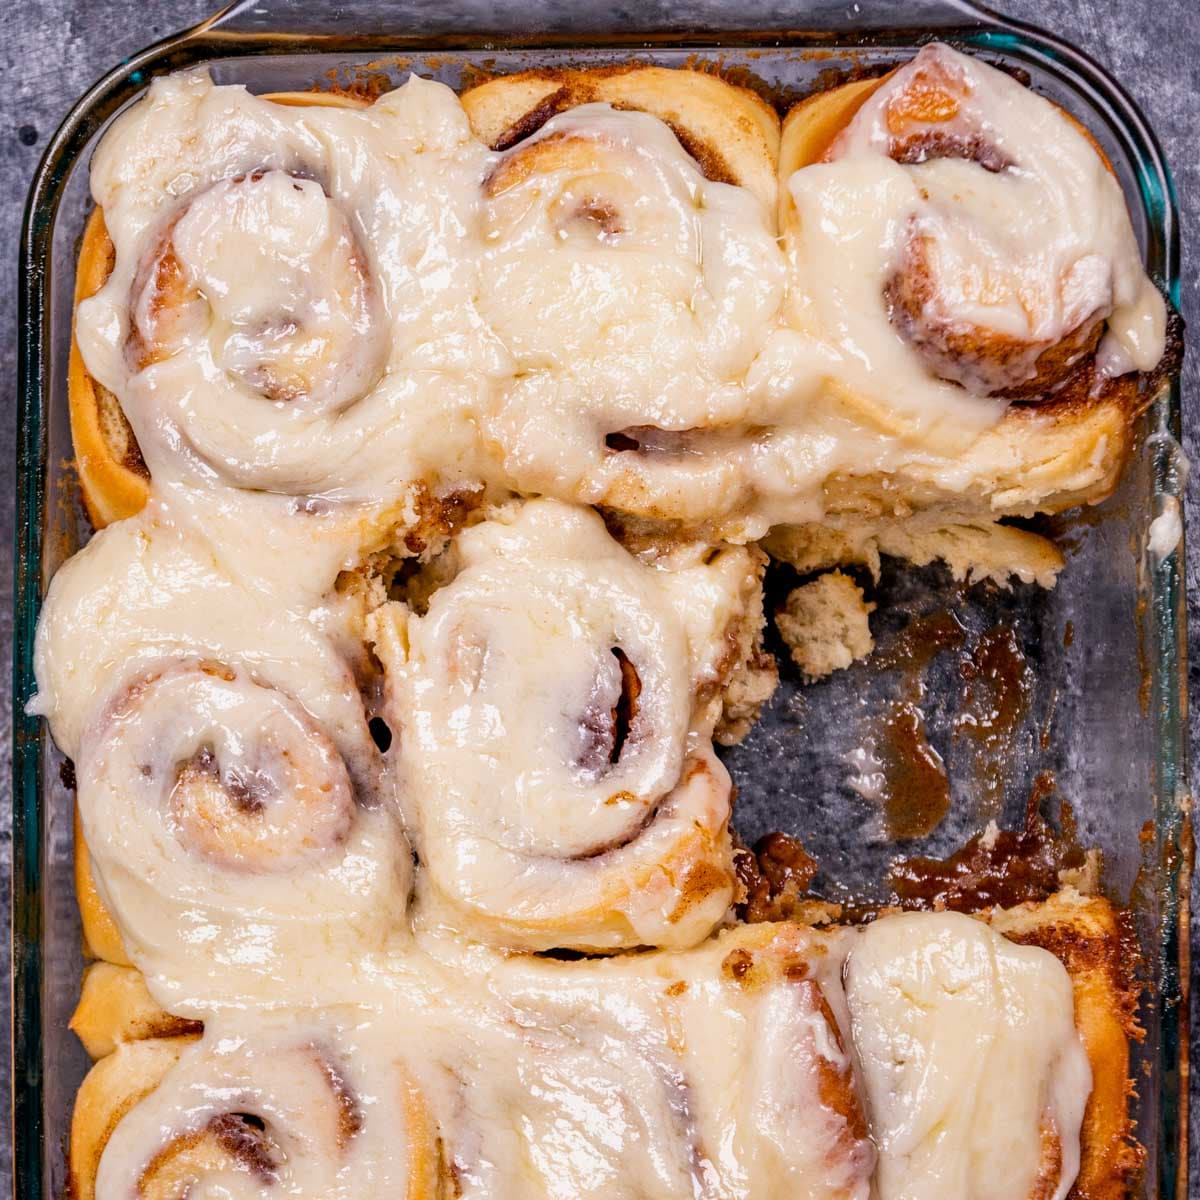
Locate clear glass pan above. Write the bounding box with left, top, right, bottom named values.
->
left=11, top=1, right=1189, bottom=1196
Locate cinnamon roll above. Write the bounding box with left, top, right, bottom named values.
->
left=69, top=1037, right=194, bottom=1200
left=73, top=70, right=498, bottom=504
left=845, top=910, right=1091, bottom=1200
left=781, top=44, right=1164, bottom=416
left=79, top=1016, right=436, bottom=1200
left=372, top=498, right=767, bottom=951
left=409, top=921, right=875, bottom=1199
left=987, top=888, right=1143, bottom=1199
left=68, top=90, right=365, bottom=526
left=73, top=658, right=409, bottom=1006
left=762, top=42, right=1168, bottom=578
left=462, top=67, right=788, bottom=529
left=65, top=898, right=1129, bottom=1200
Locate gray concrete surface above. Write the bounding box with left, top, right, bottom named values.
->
left=2, top=0, right=1198, bottom=1188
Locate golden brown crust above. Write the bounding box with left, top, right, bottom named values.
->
left=887, top=244, right=1106, bottom=401
left=75, top=804, right=131, bottom=967
left=460, top=65, right=781, bottom=214
left=70, top=962, right=203, bottom=1060
left=67, top=1037, right=193, bottom=1200
left=69, top=207, right=150, bottom=529
left=67, top=90, right=370, bottom=529
left=988, top=890, right=1144, bottom=1200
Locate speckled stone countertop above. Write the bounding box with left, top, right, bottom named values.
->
left=2, top=0, right=1197, bottom=1187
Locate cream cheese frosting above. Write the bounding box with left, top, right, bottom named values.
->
left=370, top=498, right=754, bottom=951
left=75, top=70, right=502, bottom=500
left=33, top=46, right=1125, bottom=1200
left=94, top=925, right=879, bottom=1200
left=69, top=50, right=1167, bottom=541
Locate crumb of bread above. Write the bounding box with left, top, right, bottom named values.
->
left=716, top=645, right=778, bottom=746
left=776, top=571, right=874, bottom=682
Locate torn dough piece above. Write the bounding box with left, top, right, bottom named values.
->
left=764, top=518, right=1064, bottom=589
left=776, top=571, right=874, bottom=682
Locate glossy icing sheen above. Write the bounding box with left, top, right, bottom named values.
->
left=31, top=45, right=1110, bottom=1200
left=69, top=48, right=1164, bottom=536
left=96, top=926, right=879, bottom=1200
left=846, top=912, right=1092, bottom=1200
left=77, top=72, right=499, bottom=499
left=76, top=659, right=410, bottom=1009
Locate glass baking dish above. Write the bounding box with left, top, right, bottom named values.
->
left=11, top=0, right=1189, bottom=1196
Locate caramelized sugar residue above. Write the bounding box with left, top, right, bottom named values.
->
left=855, top=610, right=964, bottom=840
left=735, top=832, right=820, bottom=923
left=856, top=611, right=1035, bottom=839
left=888, top=773, right=1088, bottom=912
left=735, top=773, right=1091, bottom=921
left=871, top=700, right=950, bottom=840
left=870, top=609, right=966, bottom=672
left=953, top=625, right=1032, bottom=820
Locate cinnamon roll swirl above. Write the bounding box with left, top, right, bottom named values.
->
left=462, top=66, right=779, bottom=209
left=73, top=659, right=409, bottom=1006
left=756, top=41, right=1169, bottom=578
left=818, top=47, right=1157, bottom=399
left=372, top=499, right=766, bottom=951
left=68, top=90, right=367, bottom=526
left=462, top=68, right=787, bottom=528
left=80, top=1016, right=435, bottom=1200
left=31, top=490, right=389, bottom=773
left=781, top=44, right=1164, bottom=420
left=73, top=70, right=498, bottom=503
